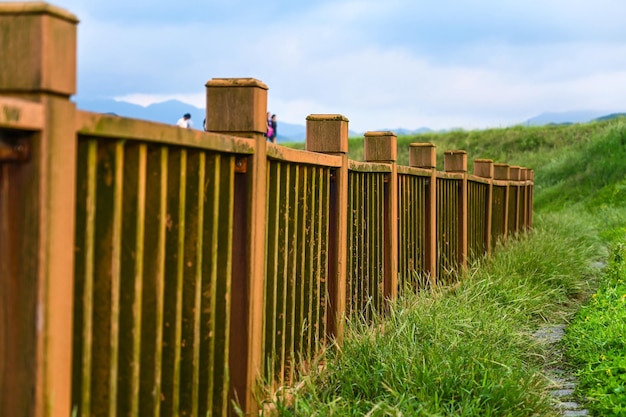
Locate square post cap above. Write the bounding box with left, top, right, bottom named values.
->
left=444, top=150, right=467, bottom=173
left=364, top=131, right=397, bottom=162
left=0, top=2, right=79, bottom=96
left=473, top=159, right=494, bottom=179
left=509, top=166, right=521, bottom=181
left=409, top=142, right=436, bottom=169
left=493, top=163, right=510, bottom=180
left=205, top=77, right=268, bottom=134
left=305, top=114, right=349, bottom=153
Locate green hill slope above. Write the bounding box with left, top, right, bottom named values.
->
left=351, top=118, right=626, bottom=215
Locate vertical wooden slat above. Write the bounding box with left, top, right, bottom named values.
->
left=348, top=171, right=355, bottom=316
left=347, top=172, right=355, bottom=315
left=364, top=173, right=371, bottom=318
left=179, top=150, right=204, bottom=417
left=436, top=178, right=445, bottom=281
left=373, top=175, right=379, bottom=311
left=139, top=146, right=168, bottom=417
left=313, top=167, right=325, bottom=353
left=200, top=153, right=220, bottom=416
left=161, top=149, right=186, bottom=416
left=319, top=169, right=332, bottom=348
left=90, top=140, right=123, bottom=417
left=72, top=138, right=97, bottom=416
left=303, top=167, right=315, bottom=359
left=376, top=174, right=383, bottom=312
left=316, top=169, right=330, bottom=353
left=228, top=153, right=250, bottom=413
left=264, top=161, right=279, bottom=383
left=293, top=166, right=307, bottom=370
left=285, top=164, right=299, bottom=384
left=409, top=176, right=414, bottom=286
left=276, top=163, right=289, bottom=383
left=198, top=153, right=217, bottom=416
left=397, top=175, right=405, bottom=289
left=212, top=155, right=235, bottom=416
left=117, top=143, right=147, bottom=417
left=112, top=141, right=124, bottom=416
left=357, top=172, right=363, bottom=314
left=314, top=166, right=324, bottom=355
left=355, top=173, right=362, bottom=316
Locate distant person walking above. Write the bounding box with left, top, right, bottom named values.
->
left=268, top=113, right=277, bottom=143
left=177, top=113, right=193, bottom=128
left=264, top=111, right=272, bottom=140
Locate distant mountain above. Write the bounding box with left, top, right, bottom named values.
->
left=523, top=110, right=609, bottom=126
left=377, top=127, right=434, bottom=135
left=592, top=113, right=626, bottom=122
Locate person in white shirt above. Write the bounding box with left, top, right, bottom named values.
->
left=177, top=113, right=193, bottom=128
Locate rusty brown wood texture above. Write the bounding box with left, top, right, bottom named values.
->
left=491, top=184, right=508, bottom=248
left=0, top=4, right=535, bottom=416
left=397, top=171, right=429, bottom=291
left=263, top=159, right=331, bottom=387
left=347, top=170, right=386, bottom=322
left=436, top=177, right=461, bottom=283
left=468, top=180, right=490, bottom=262
left=71, top=135, right=236, bottom=417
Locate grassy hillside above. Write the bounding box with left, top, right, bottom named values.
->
left=289, top=117, right=626, bottom=216
left=340, top=117, right=626, bottom=236
left=397, top=117, right=626, bottom=240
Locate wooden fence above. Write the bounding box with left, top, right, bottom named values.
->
left=0, top=3, right=533, bottom=417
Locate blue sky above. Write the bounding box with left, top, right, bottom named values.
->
left=45, top=0, right=626, bottom=131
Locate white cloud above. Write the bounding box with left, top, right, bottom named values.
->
left=44, top=0, right=626, bottom=132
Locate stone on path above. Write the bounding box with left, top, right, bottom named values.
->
left=533, top=325, right=590, bottom=417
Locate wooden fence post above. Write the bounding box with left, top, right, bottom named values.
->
left=205, top=78, right=268, bottom=415
left=509, top=166, right=521, bottom=234
left=364, top=131, right=398, bottom=301
left=519, top=168, right=527, bottom=230
left=473, top=159, right=494, bottom=256
left=528, top=170, right=534, bottom=229
left=0, top=4, right=78, bottom=417
left=408, top=143, right=437, bottom=287
left=444, top=150, right=468, bottom=268
left=306, top=114, right=349, bottom=344
left=494, top=163, right=510, bottom=241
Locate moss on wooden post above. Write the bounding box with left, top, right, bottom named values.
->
left=205, top=77, right=268, bottom=415
left=444, top=150, right=468, bottom=268
left=474, top=159, right=494, bottom=256
left=306, top=114, right=349, bottom=343
left=364, top=131, right=398, bottom=301
left=408, top=143, right=437, bottom=286
left=0, top=3, right=78, bottom=417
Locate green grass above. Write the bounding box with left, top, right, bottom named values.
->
left=563, top=244, right=626, bottom=416
left=265, top=212, right=602, bottom=416
left=274, top=116, right=626, bottom=416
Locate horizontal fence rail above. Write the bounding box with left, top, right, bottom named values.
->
left=0, top=4, right=534, bottom=417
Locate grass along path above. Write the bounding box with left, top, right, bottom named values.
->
left=563, top=243, right=626, bottom=416
left=265, top=211, right=603, bottom=416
